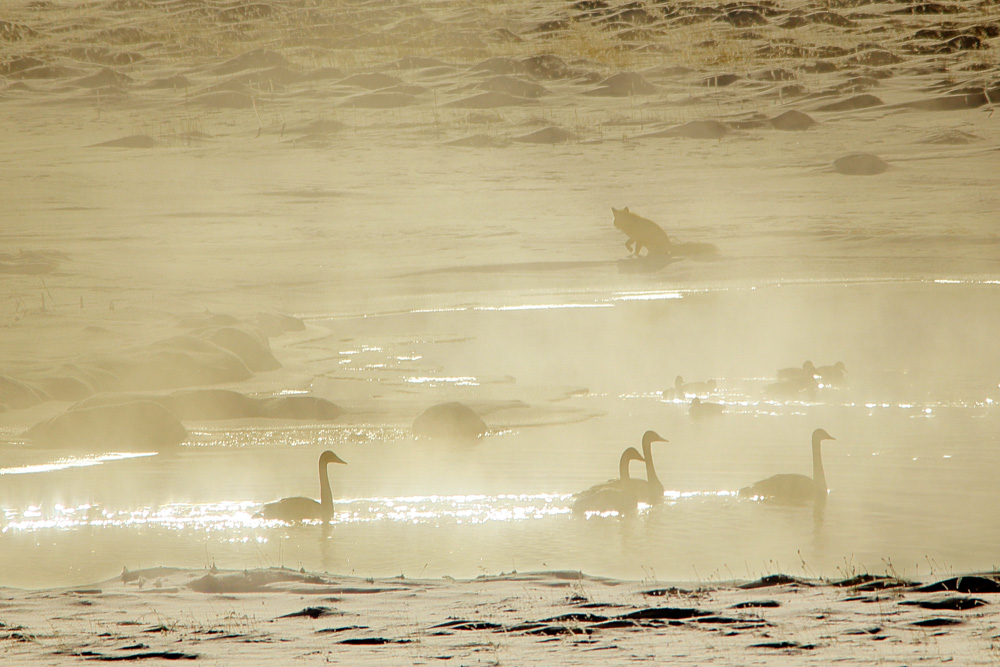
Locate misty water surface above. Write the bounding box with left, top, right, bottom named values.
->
left=2, top=0, right=999, bottom=586
left=1, top=281, right=997, bottom=588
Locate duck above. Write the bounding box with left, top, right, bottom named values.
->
left=573, top=447, right=646, bottom=516
left=739, top=429, right=835, bottom=505
left=815, top=361, right=847, bottom=386
left=689, top=397, right=724, bottom=419
left=672, top=375, right=718, bottom=398
left=763, top=374, right=818, bottom=401
left=259, top=450, right=347, bottom=522
left=776, top=361, right=817, bottom=383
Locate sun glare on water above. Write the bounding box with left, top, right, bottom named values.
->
left=0, top=452, right=156, bottom=476
left=2, top=494, right=576, bottom=534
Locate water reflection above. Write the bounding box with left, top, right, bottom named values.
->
left=1, top=490, right=758, bottom=536
left=2, top=493, right=578, bottom=534
left=1, top=282, right=998, bottom=588
left=0, top=452, right=156, bottom=476
left=1, top=490, right=760, bottom=549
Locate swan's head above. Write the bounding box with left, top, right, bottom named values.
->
left=803, top=361, right=817, bottom=372
left=642, top=430, right=668, bottom=446
left=674, top=375, right=684, bottom=387
left=834, top=361, right=847, bottom=372
left=621, top=446, right=645, bottom=464
left=812, top=428, right=835, bottom=444
left=320, top=450, right=348, bottom=466
left=691, top=397, right=701, bottom=406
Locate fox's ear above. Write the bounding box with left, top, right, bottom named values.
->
left=624, top=207, right=630, bottom=212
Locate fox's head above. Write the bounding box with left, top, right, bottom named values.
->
left=611, top=206, right=631, bottom=229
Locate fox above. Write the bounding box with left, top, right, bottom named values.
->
left=611, top=207, right=672, bottom=257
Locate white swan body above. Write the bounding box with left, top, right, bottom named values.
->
left=573, top=447, right=645, bottom=515
left=260, top=450, right=347, bottom=522
left=739, top=429, right=835, bottom=505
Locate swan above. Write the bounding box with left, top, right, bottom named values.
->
left=260, top=450, right=347, bottom=522
left=573, top=446, right=645, bottom=515
left=624, top=430, right=669, bottom=504
left=739, top=429, right=835, bottom=505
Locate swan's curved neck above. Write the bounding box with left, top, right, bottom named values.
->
left=811, top=436, right=827, bottom=495
left=319, top=459, right=333, bottom=515
left=642, top=440, right=661, bottom=490
left=619, top=457, right=633, bottom=481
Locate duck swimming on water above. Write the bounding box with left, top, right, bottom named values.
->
left=764, top=374, right=818, bottom=401
left=260, top=450, right=347, bottom=522
left=815, top=361, right=847, bottom=386
left=739, top=429, right=835, bottom=505
left=776, top=361, right=817, bottom=383
left=573, top=447, right=646, bottom=516
left=672, top=376, right=718, bottom=399
left=689, top=397, right=724, bottom=419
